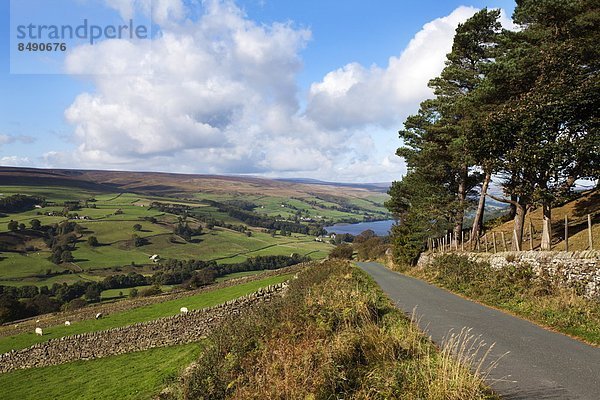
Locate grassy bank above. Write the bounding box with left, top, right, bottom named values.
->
left=0, top=343, right=202, bottom=400
left=166, top=260, right=496, bottom=400
left=413, top=254, right=600, bottom=345
left=0, top=274, right=291, bottom=354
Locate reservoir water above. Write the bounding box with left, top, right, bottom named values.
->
left=324, top=219, right=395, bottom=236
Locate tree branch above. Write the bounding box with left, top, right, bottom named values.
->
left=486, top=193, right=519, bottom=207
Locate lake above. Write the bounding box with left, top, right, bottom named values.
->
left=324, top=219, right=395, bottom=236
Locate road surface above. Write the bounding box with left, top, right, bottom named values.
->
left=357, top=261, right=600, bottom=400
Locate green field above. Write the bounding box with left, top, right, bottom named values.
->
left=0, top=273, right=102, bottom=288
left=0, top=184, right=336, bottom=286
left=100, top=285, right=174, bottom=300
left=0, top=274, right=291, bottom=353
left=0, top=343, right=202, bottom=400
left=0, top=252, right=59, bottom=279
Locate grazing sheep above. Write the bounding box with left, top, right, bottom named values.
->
left=64, top=321, right=71, bottom=326
left=95, top=313, right=103, bottom=319
left=35, top=327, right=43, bottom=336
left=180, top=307, right=189, bottom=314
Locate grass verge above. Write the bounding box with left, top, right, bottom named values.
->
left=0, top=275, right=291, bottom=354
left=412, top=254, right=600, bottom=345
left=0, top=343, right=202, bottom=400
left=165, top=260, right=496, bottom=400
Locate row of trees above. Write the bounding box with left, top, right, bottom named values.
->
left=387, top=1, right=599, bottom=264
left=0, top=254, right=309, bottom=323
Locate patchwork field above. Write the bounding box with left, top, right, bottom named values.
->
left=0, top=175, right=362, bottom=286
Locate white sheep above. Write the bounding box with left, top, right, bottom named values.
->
left=180, top=307, right=189, bottom=314
left=95, top=313, right=103, bottom=319
left=64, top=321, right=71, bottom=326
left=35, top=327, right=43, bottom=336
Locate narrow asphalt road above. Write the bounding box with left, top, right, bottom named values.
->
left=357, top=262, right=600, bottom=400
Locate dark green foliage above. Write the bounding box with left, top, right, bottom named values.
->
left=329, top=244, right=354, bottom=259
left=7, top=220, right=18, bottom=231
left=173, top=221, right=202, bottom=242
left=139, top=285, right=162, bottom=297
left=0, top=294, right=27, bottom=323
left=61, top=250, right=74, bottom=263
left=84, top=284, right=102, bottom=303
left=0, top=194, right=44, bottom=213
left=87, top=235, right=99, bottom=247
left=386, top=171, right=453, bottom=265
left=62, top=298, right=88, bottom=311
left=131, top=234, right=148, bottom=247
left=389, top=2, right=599, bottom=257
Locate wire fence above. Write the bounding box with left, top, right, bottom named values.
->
left=429, top=213, right=597, bottom=253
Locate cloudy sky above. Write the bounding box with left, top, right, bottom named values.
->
left=0, top=0, right=516, bottom=183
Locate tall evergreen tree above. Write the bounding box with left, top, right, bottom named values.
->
left=489, top=0, right=599, bottom=249
left=389, top=9, right=503, bottom=259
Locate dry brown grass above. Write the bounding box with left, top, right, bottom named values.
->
left=485, top=189, right=599, bottom=251
left=174, top=261, right=498, bottom=400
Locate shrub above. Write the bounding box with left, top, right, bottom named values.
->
left=139, top=285, right=162, bottom=297
left=87, top=236, right=99, bottom=247
left=7, top=220, right=18, bottom=231
left=329, top=244, right=354, bottom=259
left=62, top=298, right=87, bottom=312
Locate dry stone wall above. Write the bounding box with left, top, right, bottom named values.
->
left=0, top=282, right=287, bottom=374
left=417, top=250, right=600, bottom=299
left=0, top=264, right=305, bottom=337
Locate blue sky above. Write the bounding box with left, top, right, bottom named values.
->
left=0, top=0, right=515, bottom=182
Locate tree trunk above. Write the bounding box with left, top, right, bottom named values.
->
left=453, top=165, right=468, bottom=248
left=540, top=202, right=552, bottom=250
left=470, top=171, right=491, bottom=243
left=512, top=202, right=526, bottom=251
left=508, top=194, right=518, bottom=220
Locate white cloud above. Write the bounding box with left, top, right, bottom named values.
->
left=306, top=6, right=479, bottom=130
left=102, top=0, right=184, bottom=24
left=0, top=134, right=35, bottom=145
left=0, top=156, right=32, bottom=166
left=59, top=1, right=494, bottom=182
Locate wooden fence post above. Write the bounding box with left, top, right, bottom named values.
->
left=589, top=214, right=594, bottom=250
left=501, top=231, right=507, bottom=251
left=529, top=220, right=534, bottom=250
left=461, top=231, right=464, bottom=252
left=492, top=232, right=497, bottom=253
left=564, top=215, right=569, bottom=252
left=484, top=234, right=488, bottom=253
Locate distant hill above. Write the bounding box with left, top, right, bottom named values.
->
left=276, top=178, right=391, bottom=193
left=0, top=167, right=390, bottom=200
